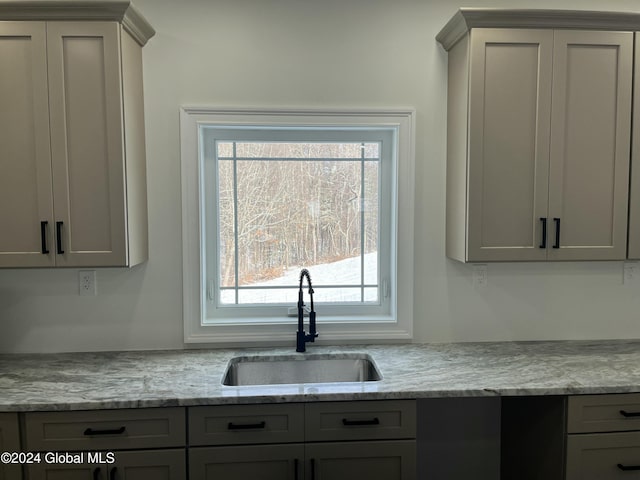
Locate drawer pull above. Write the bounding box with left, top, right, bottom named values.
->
left=84, top=426, right=126, bottom=436
left=56, top=221, right=64, bottom=254
left=294, top=458, right=299, bottom=480
left=93, top=467, right=102, bottom=480
left=41, top=221, right=49, bottom=254
left=539, top=217, right=547, bottom=249
left=110, top=467, right=118, bottom=480
left=553, top=218, right=560, bottom=249
left=620, top=410, right=640, bottom=418
left=617, top=464, right=640, bottom=471
left=342, top=417, right=380, bottom=426
left=227, top=421, right=266, bottom=430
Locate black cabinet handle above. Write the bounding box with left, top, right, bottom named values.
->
left=617, top=464, right=640, bottom=471
left=553, top=218, right=560, bottom=249
left=620, top=410, right=640, bottom=418
left=109, top=467, right=118, bottom=480
left=56, top=221, right=64, bottom=254
left=342, top=417, right=380, bottom=426
left=539, top=217, right=547, bottom=249
left=84, top=426, right=126, bottom=436
left=93, top=467, right=102, bottom=480
left=310, top=458, right=316, bottom=480
left=227, top=421, right=266, bottom=430
left=40, top=221, right=49, bottom=254
left=294, top=458, right=299, bottom=480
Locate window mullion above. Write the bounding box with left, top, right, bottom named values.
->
left=232, top=142, right=240, bottom=305
left=360, top=143, right=366, bottom=303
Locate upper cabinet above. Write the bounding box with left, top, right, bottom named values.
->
left=629, top=36, right=640, bottom=259
left=0, top=1, right=154, bottom=268
left=438, top=10, right=637, bottom=262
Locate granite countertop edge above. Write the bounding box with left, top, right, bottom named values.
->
left=1, top=339, right=640, bottom=412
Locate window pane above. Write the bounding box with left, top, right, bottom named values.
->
left=364, top=161, right=379, bottom=290
left=363, top=142, right=379, bottom=159
left=314, top=287, right=363, bottom=303
left=215, top=140, right=381, bottom=305
left=234, top=142, right=367, bottom=159
left=217, top=159, right=236, bottom=288
left=217, top=141, right=234, bottom=158
left=364, top=287, right=378, bottom=302
left=237, top=288, right=295, bottom=304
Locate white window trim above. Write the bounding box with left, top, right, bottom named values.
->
left=180, top=107, right=415, bottom=346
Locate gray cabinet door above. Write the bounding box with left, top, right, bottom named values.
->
left=547, top=31, right=632, bottom=260
left=627, top=34, right=640, bottom=260
left=28, top=450, right=186, bottom=480
left=0, top=413, right=22, bottom=480
left=0, top=22, right=54, bottom=268
left=466, top=28, right=553, bottom=261
left=306, top=440, right=416, bottom=480
left=189, top=444, right=303, bottom=480
left=109, top=449, right=186, bottom=480
left=46, top=21, right=128, bottom=267
left=27, top=464, right=103, bottom=480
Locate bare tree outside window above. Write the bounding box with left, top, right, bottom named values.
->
left=216, top=141, right=380, bottom=304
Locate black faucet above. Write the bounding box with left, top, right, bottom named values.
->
left=296, top=268, right=318, bottom=352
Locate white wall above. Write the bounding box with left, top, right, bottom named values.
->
left=2, top=0, right=640, bottom=353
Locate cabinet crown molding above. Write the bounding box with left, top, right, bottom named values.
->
left=437, top=8, right=640, bottom=50
left=0, top=0, right=154, bottom=45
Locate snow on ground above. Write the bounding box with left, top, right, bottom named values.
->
left=221, top=252, right=378, bottom=304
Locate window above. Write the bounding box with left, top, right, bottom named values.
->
left=181, top=108, right=415, bottom=344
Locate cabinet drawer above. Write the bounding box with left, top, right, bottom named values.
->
left=24, top=407, right=186, bottom=451
left=305, top=400, right=416, bottom=442
left=568, top=394, right=640, bottom=433
left=188, top=404, right=304, bottom=446
left=566, top=432, right=640, bottom=480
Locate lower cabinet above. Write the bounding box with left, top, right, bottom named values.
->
left=0, top=413, right=21, bottom=480
left=26, top=449, right=186, bottom=480
left=566, top=394, right=640, bottom=480
left=189, top=444, right=303, bottom=480
left=23, top=408, right=187, bottom=480
left=189, top=441, right=415, bottom=480
left=306, top=440, right=416, bottom=480
left=566, top=432, right=640, bottom=480
left=189, top=400, right=417, bottom=480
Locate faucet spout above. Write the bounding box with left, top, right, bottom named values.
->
left=296, top=268, right=318, bottom=352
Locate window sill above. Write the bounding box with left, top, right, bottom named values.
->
left=184, top=321, right=413, bottom=345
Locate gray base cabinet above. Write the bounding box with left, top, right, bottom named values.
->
left=189, top=441, right=415, bottom=480
left=189, top=444, right=303, bottom=480
left=566, top=394, right=640, bottom=480
left=307, top=440, right=415, bottom=480
left=566, top=433, right=640, bottom=480
left=26, top=450, right=186, bottom=480
left=189, top=400, right=416, bottom=480
left=0, top=413, right=21, bottom=480
left=16, top=401, right=416, bottom=480
left=23, top=408, right=187, bottom=480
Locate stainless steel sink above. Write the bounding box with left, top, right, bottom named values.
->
left=222, top=353, right=382, bottom=386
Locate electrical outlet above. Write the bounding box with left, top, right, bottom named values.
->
left=473, top=264, right=488, bottom=288
left=79, top=270, right=97, bottom=296
left=624, top=262, right=639, bottom=285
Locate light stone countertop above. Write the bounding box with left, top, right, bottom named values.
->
left=1, top=340, right=640, bottom=412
